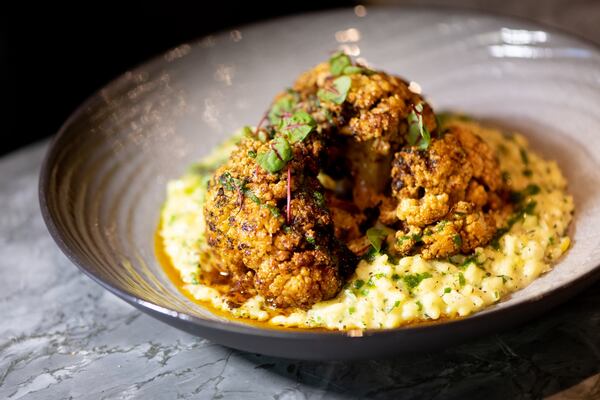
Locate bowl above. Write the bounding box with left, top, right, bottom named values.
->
left=39, top=7, right=600, bottom=360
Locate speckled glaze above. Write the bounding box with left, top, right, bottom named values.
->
left=39, top=7, right=600, bottom=359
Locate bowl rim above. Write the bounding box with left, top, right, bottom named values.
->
left=39, top=5, right=600, bottom=340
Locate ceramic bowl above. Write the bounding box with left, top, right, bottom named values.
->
left=40, top=7, right=600, bottom=360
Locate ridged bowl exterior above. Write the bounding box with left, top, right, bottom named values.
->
left=40, top=7, right=600, bottom=360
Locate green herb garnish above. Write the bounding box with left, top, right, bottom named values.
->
left=264, top=204, right=281, bottom=218
left=524, top=184, right=541, bottom=196
left=342, top=65, right=363, bottom=75
left=268, top=94, right=297, bottom=125
left=407, top=102, right=431, bottom=149
left=313, top=191, right=325, bottom=207
left=436, top=220, right=448, bottom=232
left=242, top=126, right=255, bottom=137
left=523, top=201, right=537, bottom=215
left=256, top=137, right=292, bottom=173
left=366, top=227, right=388, bottom=252
left=453, top=234, right=463, bottom=248
left=329, top=51, right=352, bottom=76
left=245, top=191, right=260, bottom=204
left=402, top=272, right=432, bottom=290
left=318, top=76, right=351, bottom=105
left=218, top=172, right=262, bottom=208
left=280, top=111, right=316, bottom=143
left=219, top=172, right=243, bottom=191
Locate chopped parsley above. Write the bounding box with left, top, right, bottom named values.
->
left=397, top=234, right=422, bottom=245
left=436, top=220, right=448, bottom=232
left=313, top=191, right=325, bottom=207
left=458, top=272, right=466, bottom=286
left=523, top=201, right=537, bottom=215
left=491, top=195, right=538, bottom=249
left=402, top=272, right=432, bottom=290
left=353, top=280, right=365, bottom=290
left=453, top=234, right=463, bottom=248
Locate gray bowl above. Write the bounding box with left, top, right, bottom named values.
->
left=39, top=7, right=600, bottom=360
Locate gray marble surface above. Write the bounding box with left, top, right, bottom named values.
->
left=1, top=136, right=599, bottom=399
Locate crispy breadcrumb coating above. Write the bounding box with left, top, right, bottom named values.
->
left=203, top=132, right=355, bottom=309
left=391, top=124, right=512, bottom=258
left=200, top=54, right=513, bottom=309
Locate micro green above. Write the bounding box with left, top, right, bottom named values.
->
left=318, top=75, right=351, bottom=105
left=402, top=272, right=432, bottom=290
left=280, top=111, right=316, bottom=143
left=256, top=137, right=292, bottom=173
left=366, top=227, right=388, bottom=253
left=329, top=51, right=352, bottom=76
left=407, top=102, right=431, bottom=149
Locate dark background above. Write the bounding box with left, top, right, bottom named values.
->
left=0, top=1, right=354, bottom=156
left=3, top=1, right=599, bottom=157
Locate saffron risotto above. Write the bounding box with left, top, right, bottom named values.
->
left=159, top=118, right=574, bottom=330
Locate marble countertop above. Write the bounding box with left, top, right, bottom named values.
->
left=1, top=142, right=599, bottom=399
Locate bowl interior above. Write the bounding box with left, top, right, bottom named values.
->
left=41, top=8, right=600, bottom=330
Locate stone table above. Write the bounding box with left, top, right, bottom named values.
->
left=1, top=139, right=599, bottom=399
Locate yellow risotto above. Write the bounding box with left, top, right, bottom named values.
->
left=159, top=119, right=573, bottom=330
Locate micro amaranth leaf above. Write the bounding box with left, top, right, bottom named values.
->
left=366, top=227, right=387, bottom=252
left=407, top=102, right=431, bottom=149
left=317, top=75, right=352, bottom=105
left=417, top=127, right=431, bottom=150
left=256, top=137, right=292, bottom=173
left=281, top=111, right=316, bottom=143
left=329, top=51, right=351, bottom=76
left=268, top=94, right=296, bottom=125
